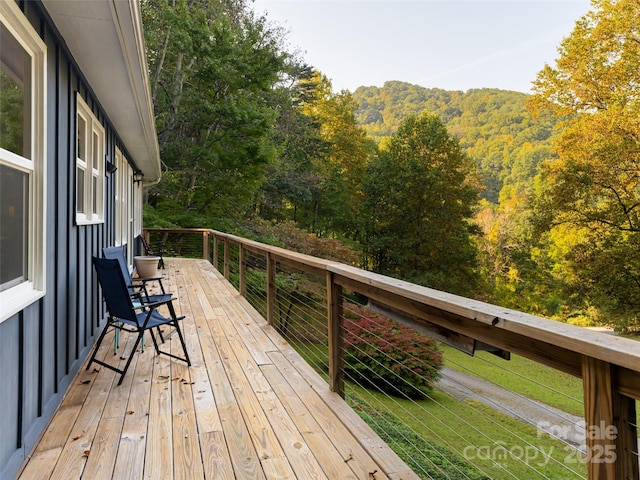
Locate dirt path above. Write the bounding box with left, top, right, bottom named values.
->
left=437, top=367, right=586, bottom=450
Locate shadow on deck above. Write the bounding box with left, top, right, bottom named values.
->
left=16, top=258, right=417, bottom=479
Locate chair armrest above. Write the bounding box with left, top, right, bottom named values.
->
left=136, top=297, right=177, bottom=310
left=136, top=275, right=164, bottom=282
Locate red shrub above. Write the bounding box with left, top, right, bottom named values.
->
left=343, top=305, right=443, bottom=399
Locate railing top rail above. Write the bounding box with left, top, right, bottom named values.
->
left=154, top=228, right=640, bottom=376
left=328, top=263, right=640, bottom=374
left=145, top=227, right=211, bottom=233
left=208, top=229, right=343, bottom=272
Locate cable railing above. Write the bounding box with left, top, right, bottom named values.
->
left=144, top=227, right=640, bottom=480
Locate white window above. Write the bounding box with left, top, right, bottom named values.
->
left=0, top=0, right=47, bottom=322
left=133, top=178, right=142, bottom=238
left=115, top=147, right=133, bottom=258
left=114, top=148, right=144, bottom=264
left=76, top=95, right=104, bottom=225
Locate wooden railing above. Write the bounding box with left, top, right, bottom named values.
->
left=144, top=227, right=640, bottom=480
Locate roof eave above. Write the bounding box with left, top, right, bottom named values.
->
left=41, top=0, right=161, bottom=180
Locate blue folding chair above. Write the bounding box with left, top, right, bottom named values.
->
left=103, top=245, right=174, bottom=352
left=88, top=256, right=190, bottom=385
left=103, top=245, right=171, bottom=303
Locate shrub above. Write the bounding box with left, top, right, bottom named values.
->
left=245, top=219, right=360, bottom=265
left=343, top=305, right=443, bottom=399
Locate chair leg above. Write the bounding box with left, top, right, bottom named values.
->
left=114, top=321, right=121, bottom=354
left=87, top=319, right=114, bottom=370
left=116, top=331, right=145, bottom=385
left=156, top=326, right=165, bottom=343
left=151, top=319, right=190, bottom=366
left=148, top=327, right=162, bottom=354
left=172, top=319, right=191, bottom=366
left=88, top=319, right=145, bottom=385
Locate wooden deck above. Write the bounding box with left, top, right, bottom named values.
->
left=16, top=258, right=417, bottom=480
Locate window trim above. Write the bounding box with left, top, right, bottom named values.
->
left=115, top=147, right=133, bottom=259
left=0, top=0, right=47, bottom=323
left=75, top=95, right=105, bottom=225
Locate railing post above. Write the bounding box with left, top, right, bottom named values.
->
left=613, top=390, right=638, bottom=480
left=582, top=356, right=638, bottom=480
left=213, top=236, right=218, bottom=270
left=223, top=240, right=230, bottom=280
left=266, top=252, right=276, bottom=326
left=327, top=271, right=344, bottom=398
left=239, top=244, right=246, bottom=297
left=203, top=230, right=210, bottom=261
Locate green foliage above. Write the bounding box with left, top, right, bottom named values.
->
left=142, top=0, right=295, bottom=224
left=142, top=204, right=180, bottom=229
left=361, top=112, right=480, bottom=296
left=0, top=73, right=24, bottom=155
left=353, top=82, right=557, bottom=203
left=238, top=218, right=360, bottom=265
left=353, top=404, right=490, bottom=480
left=141, top=0, right=640, bottom=332
left=257, top=71, right=375, bottom=239
left=343, top=305, right=443, bottom=399
left=442, top=346, right=584, bottom=417
left=352, top=82, right=564, bottom=314
left=257, top=68, right=327, bottom=225
left=530, top=0, right=640, bottom=330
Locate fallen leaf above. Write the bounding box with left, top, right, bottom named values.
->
left=83, top=450, right=90, bottom=457
left=126, top=410, right=134, bottom=415
left=72, top=435, right=82, bottom=441
left=80, top=380, right=91, bottom=385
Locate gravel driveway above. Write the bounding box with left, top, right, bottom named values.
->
left=437, top=367, right=586, bottom=450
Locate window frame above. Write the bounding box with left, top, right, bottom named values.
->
left=0, top=0, right=47, bottom=323
left=75, top=95, right=105, bottom=225
left=114, top=147, right=133, bottom=260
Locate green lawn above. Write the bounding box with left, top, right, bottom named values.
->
left=291, top=340, right=587, bottom=480
left=347, top=384, right=587, bottom=480
left=441, top=345, right=585, bottom=417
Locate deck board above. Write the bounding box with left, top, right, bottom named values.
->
left=16, top=258, right=419, bottom=480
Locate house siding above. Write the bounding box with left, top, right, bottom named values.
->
left=0, top=3, right=143, bottom=479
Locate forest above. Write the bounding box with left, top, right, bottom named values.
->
left=141, top=0, right=640, bottom=332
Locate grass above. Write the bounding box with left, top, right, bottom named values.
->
left=441, top=345, right=585, bottom=417
left=290, top=340, right=587, bottom=480
left=347, top=383, right=587, bottom=480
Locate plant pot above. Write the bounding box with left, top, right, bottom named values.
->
left=134, top=256, right=160, bottom=278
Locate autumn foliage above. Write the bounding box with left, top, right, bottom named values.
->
left=343, top=305, right=443, bottom=399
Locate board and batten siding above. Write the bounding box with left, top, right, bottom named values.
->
left=0, top=3, right=141, bottom=479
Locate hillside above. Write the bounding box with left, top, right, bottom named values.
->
left=352, top=81, right=559, bottom=203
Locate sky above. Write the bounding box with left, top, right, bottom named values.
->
left=251, top=0, right=593, bottom=94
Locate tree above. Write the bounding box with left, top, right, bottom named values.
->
left=361, top=112, right=480, bottom=296
left=258, top=71, right=374, bottom=239
left=296, top=72, right=373, bottom=237
left=530, top=0, right=640, bottom=329
left=141, top=0, right=294, bottom=226
left=256, top=67, right=328, bottom=224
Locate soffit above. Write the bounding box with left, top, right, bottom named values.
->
left=41, top=0, right=161, bottom=180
